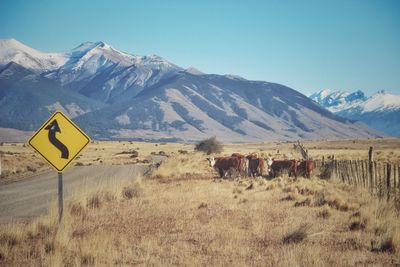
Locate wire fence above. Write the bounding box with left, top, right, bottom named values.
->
left=316, top=159, right=400, bottom=200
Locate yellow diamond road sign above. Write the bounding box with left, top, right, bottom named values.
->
left=29, top=111, right=90, bottom=172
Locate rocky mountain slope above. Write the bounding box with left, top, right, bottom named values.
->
left=0, top=39, right=381, bottom=142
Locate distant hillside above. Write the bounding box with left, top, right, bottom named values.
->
left=0, top=128, right=32, bottom=142
left=0, top=62, right=104, bottom=131
left=0, top=39, right=382, bottom=142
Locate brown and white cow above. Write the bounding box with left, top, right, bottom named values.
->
left=207, top=156, right=242, bottom=178
left=246, top=155, right=266, bottom=177
left=231, top=153, right=249, bottom=177
left=297, top=160, right=315, bottom=178
left=266, top=157, right=298, bottom=178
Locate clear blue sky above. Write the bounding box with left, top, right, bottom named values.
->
left=1, top=0, right=399, bottom=96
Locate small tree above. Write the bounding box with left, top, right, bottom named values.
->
left=195, top=137, right=223, bottom=155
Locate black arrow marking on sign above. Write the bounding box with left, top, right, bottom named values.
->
left=45, top=119, right=69, bottom=159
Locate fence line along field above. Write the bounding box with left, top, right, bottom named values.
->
left=0, top=138, right=400, bottom=266
left=319, top=158, right=400, bottom=200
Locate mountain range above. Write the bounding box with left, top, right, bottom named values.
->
left=0, top=38, right=381, bottom=142
left=310, top=89, right=400, bottom=137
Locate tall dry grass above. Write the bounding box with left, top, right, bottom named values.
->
left=150, top=152, right=211, bottom=181
left=0, top=175, right=145, bottom=266
left=1, top=151, right=400, bottom=266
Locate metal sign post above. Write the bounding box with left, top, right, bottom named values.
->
left=58, top=172, right=64, bottom=223
left=28, top=111, right=90, bottom=223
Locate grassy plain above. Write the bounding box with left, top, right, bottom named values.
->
left=1, top=138, right=400, bottom=181
left=0, top=138, right=400, bottom=266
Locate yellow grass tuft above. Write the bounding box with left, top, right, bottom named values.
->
left=316, top=206, right=331, bottom=219
left=150, top=152, right=210, bottom=180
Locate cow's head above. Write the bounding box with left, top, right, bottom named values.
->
left=206, top=157, right=216, bottom=167
left=266, top=156, right=273, bottom=167
left=265, top=156, right=273, bottom=173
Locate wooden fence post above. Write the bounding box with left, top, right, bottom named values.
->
left=369, top=159, right=374, bottom=193
left=355, top=161, right=360, bottom=185
left=340, top=161, right=345, bottom=183
left=353, top=160, right=357, bottom=185
left=369, top=146, right=374, bottom=162
left=360, top=161, right=363, bottom=187
left=361, top=160, right=366, bottom=188
left=377, top=162, right=382, bottom=197
left=387, top=163, right=391, bottom=201
left=334, top=160, right=337, bottom=180
left=380, top=163, right=383, bottom=193
left=398, top=165, right=400, bottom=196
left=374, top=161, right=378, bottom=194
left=349, top=160, right=353, bottom=184
left=349, top=161, right=353, bottom=184
left=394, top=164, right=398, bottom=196
left=365, top=160, right=369, bottom=188
left=365, top=161, right=367, bottom=189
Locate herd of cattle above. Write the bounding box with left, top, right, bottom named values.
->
left=207, top=153, right=315, bottom=179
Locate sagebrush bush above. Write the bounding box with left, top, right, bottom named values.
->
left=122, top=183, right=142, bottom=199
left=320, top=162, right=334, bottom=179
left=194, top=137, right=223, bottom=155
left=282, top=224, right=310, bottom=244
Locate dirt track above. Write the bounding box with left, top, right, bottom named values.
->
left=0, top=164, right=147, bottom=222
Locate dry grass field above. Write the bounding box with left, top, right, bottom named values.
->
left=1, top=138, right=400, bottom=266
left=0, top=141, right=194, bottom=183
left=2, top=138, right=400, bottom=181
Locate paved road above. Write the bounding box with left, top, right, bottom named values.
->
left=0, top=164, right=148, bottom=222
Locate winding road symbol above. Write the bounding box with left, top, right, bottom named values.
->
left=29, top=111, right=90, bottom=172
left=45, top=119, right=69, bottom=159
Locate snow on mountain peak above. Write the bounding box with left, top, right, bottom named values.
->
left=66, top=41, right=137, bottom=70
left=310, top=89, right=337, bottom=103
left=319, top=89, right=331, bottom=98
left=312, top=89, right=400, bottom=114
left=362, top=91, right=400, bottom=112
left=0, top=38, right=68, bottom=71
left=0, top=39, right=181, bottom=80
left=311, top=89, right=368, bottom=113
left=0, top=38, right=38, bottom=55
left=185, top=67, right=204, bottom=75
left=70, top=41, right=103, bottom=54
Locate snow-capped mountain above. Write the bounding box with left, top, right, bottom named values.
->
left=310, top=89, right=400, bottom=136
left=0, top=39, right=67, bottom=72
left=44, top=41, right=182, bottom=103
left=0, top=39, right=382, bottom=142
left=357, top=91, right=400, bottom=113
left=309, top=89, right=367, bottom=113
